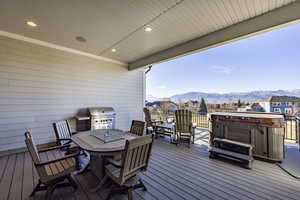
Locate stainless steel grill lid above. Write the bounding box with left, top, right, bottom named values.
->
left=88, top=107, right=116, bottom=130
left=89, top=107, right=115, bottom=116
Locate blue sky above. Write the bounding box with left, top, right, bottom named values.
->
left=146, top=22, right=300, bottom=98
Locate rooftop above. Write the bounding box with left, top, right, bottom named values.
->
left=261, top=96, right=300, bottom=102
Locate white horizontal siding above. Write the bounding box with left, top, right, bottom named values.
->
left=0, top=36, right=145, bottom=151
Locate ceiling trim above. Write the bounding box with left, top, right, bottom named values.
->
left=0, top=30, right=128, bottom=67
left=128, top=1, right=300, bottom=70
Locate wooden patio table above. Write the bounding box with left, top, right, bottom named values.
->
left=154, top=123, right=177, bottom=144
left=71, top=129, right=137, bottom=189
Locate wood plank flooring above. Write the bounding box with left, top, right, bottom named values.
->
left=1, top=138, right=300, bottom=200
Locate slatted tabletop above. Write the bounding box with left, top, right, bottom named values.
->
left=72, top=129, right=137, bottom=153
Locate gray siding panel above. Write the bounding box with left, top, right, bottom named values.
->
left=0, top=36, right=144, bottom=151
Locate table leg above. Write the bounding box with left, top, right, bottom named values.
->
left=90, top=154, right=105, bottom=180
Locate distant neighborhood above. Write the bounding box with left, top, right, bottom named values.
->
left=146, top=95, right=300, bottom=119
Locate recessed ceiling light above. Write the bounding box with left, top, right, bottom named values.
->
left=76, top=36, right=87, bottom=42
left=111, top=48, right=116, bottom=52
left=144, top=27, right=152, bottom=32
left=26, top=21, right=38, bottom=27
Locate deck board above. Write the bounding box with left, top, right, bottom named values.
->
left=1, top=138, right=300, bottom=200
left=153, top=143, right=300, bottom=199
left=0, top=156, right=8, bottom=182
left=153, top=143, right=297, bottom=200
left=8, top=152, right=25, bottom=200
left=0, top=154, right=17, bottom=200
left=22, top=152, right=34, bottom=200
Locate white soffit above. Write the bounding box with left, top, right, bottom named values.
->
left=0, top=30, right=127, bottom=66
left=0, top=0, right=298, bottom=70
left=129, top=0, right=300, bottom=70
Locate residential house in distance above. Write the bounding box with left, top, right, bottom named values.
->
left=184, top=100, right=200, bottom=111
left=259, top=96, right=300, bottom=115
left=238, top=103, right=265, bottom=112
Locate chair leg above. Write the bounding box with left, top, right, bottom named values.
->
left=140, top=179, right=147, bottom=191
left=30, top=180, right=42, bottom=197
left=45, top=184, right=56, bottom=200
left=192, top=134, right=195, bottom=144
left=67, top=175, right=78, bottom=191
left=133, top=179, right=147, bottom=191
left=128, top=188, right=133, bottom=200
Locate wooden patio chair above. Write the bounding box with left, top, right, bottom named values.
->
left=53, top=120, right=80, bottom=154
left=107, top=120, right=146, bottom=166
left=143, top=107, right=163, bottom=134
left=96, top=134, right=154, bottom=200
left=129, top=120, right=145, bottom=136
left=175, top=109, right=195, bottom=147
left=24, top=132, right=79, bottom=200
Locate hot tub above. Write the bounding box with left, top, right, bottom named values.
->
left=209, top=112, right=285, bottom=162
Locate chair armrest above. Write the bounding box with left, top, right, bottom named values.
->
left=152, top=120, right=164, bottom=125
left=38, top=144, right=71, bottom=153
left=57, top=138, right=72, bottom=145
left=36, top=151, right=80, bottom=166
left=191, top=122, right=197, bottom=128
left=57, top=138, right=72, bottom=141
left=190, top=123, right=196, bottom=135
left=106, top=158, right=122, bottom=168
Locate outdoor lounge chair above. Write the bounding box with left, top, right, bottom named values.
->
left=96, top=134, right=154, bottom=200
left=129, top=120, right=145, bottom=136
left=143, top=107, right=163, bottom=134
left=175, top=109, right=195, bottom=147
left=24, top=132, right=79, bottom=200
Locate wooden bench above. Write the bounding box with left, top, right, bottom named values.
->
left=209, top=138, right=254, bottom=169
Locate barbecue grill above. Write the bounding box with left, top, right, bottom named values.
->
left=88, top=107, right=116, bottom=130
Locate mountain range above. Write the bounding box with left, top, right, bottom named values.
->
left=147, top=89, right=300, bottom=104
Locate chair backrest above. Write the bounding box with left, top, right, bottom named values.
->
left=143, top=107, right=152, bottom=127
left=119, top=134, right=154, bottom=184
left=175, top=109, right=193, bottom=133
left=130, top=120, right=145, bottom=136
left=53, top=120, right=72, bottom=144
left=24, top=132, right=41, bottom=164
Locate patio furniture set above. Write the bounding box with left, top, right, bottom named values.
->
left=25, top=118, right=153, bottom=200
left=24, top=108, right=196, bottom=200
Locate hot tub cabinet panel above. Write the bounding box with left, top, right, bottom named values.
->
left=209, top=112, right=285, bottom=162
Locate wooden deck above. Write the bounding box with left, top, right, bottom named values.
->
left=1, top=138, right=300, bottom=200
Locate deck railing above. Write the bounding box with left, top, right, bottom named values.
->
left=149, top=110, right=299, bottom=142
left=192, top=112, right=209, bottom=128
left=284, top=115, right=300, bottom=141
left=150, top=111, right=209, bottom=129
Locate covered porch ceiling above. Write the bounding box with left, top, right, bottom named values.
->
left=0, top=0, right=300, bottom=70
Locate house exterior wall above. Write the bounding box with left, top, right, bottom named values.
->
left=270, top=103, right=296, bottom=115
left=259, top=102, right=271, bottom=112
left=0, top=36, right=145, bottom=151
